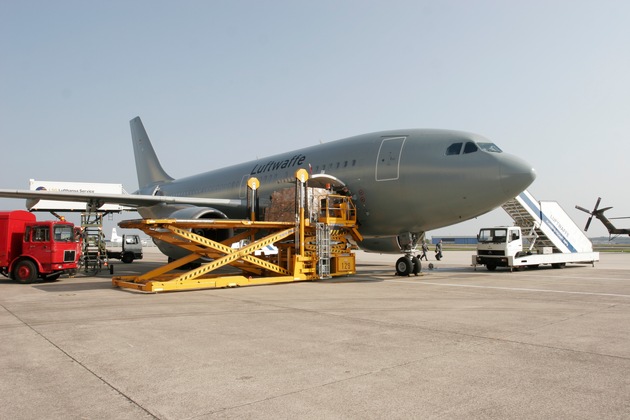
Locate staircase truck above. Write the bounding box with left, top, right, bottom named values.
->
left=0, top=210, right=81, bottom=283
left=473, top=190, right=599, bottom=271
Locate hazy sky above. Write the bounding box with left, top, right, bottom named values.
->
left=1, top=1, right=629, bottom=239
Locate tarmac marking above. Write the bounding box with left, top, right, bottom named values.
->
left=387, top=280, right=630, bottom=298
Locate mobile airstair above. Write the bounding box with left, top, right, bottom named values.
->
left=501, top=190, right=594, bottom=254
left=80, top=212, right=108, bottom=275
left=473, top=190, right=599, bottom=271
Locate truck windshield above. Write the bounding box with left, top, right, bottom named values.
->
left=478, top=228, right=507, bottom=243
left=53, top=225, right=75, bottom=242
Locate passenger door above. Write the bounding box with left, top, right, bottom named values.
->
left=375, top=136, right=406, bottom=181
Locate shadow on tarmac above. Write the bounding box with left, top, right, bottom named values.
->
left=32, top=281, right=114, bottom=292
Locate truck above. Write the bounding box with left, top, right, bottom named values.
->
left=106, top=234, right=143, bottom=263
left=473, top=190, right=599, bottom=271
left=474, top=226, right=599, bottom=271
left=0, top=210, right=80, bottom=283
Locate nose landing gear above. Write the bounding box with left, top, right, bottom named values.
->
left=395, top=255, right=421, bottom=276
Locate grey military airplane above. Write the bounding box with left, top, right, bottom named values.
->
left=576, top=197, right=630, bottom=237
left=0, top=117, right=536, bottom=274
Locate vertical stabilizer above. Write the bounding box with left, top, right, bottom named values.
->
left=130, top=117, right=174, bottom=189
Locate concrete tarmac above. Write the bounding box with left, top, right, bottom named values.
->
left=1, top=248, right=629, bottom=419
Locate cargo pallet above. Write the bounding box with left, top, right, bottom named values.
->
left=112, top=169, right=362, bottom=292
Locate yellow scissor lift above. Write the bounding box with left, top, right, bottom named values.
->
left=112, top=169, right=363, bottom=292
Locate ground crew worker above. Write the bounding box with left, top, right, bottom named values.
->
left=435, top=240, right=443, bottom=260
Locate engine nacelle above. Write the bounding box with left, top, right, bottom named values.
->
left=170, top=207, right=233, bottom=242
left=155, top=206, right=233, bottom=260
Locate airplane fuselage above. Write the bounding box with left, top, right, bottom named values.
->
left=136, top=129, right=535, bottom=252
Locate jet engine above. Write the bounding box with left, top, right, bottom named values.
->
left=155, top=206, right=233, bottom=260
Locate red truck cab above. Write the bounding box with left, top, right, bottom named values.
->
left=0, top=211, right=80, bottom=283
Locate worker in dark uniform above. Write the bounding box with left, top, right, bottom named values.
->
left=419, top=242, right=429, bottom=261
left=435, top=240, right=443, bottom=260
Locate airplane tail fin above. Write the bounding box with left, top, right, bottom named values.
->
left=130, top=117, right=174, bottom=189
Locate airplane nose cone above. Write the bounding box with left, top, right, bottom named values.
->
left=499, top=154, right=536, bottom=196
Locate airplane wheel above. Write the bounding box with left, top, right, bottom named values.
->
left=395, top=256, right=412, bottom=276
left=411, top=256, right=421, bottom=275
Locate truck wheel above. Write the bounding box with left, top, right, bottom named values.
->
left=486, top=264, right=497, bottom=271
left=121, top=253, right=134, bottom=264
left=13, top=260, right=38, bottom=284
left=395, top=256, right=412, bottom=276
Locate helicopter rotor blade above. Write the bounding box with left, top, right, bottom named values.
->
left=576, top=198, right=607, bottom=232
left=575, top=205, right=591, bottom=214
left=584, top=216, right=593, bottom=232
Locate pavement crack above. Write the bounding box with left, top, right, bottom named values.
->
left=0, top=303, right=160, bottom=420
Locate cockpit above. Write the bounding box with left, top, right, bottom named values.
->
left=445, top=141, right=503, bottom=156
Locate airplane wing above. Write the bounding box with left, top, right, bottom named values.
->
left=0, top=189, right=243, bottom=211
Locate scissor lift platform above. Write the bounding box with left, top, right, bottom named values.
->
left=112, top=170, right=362, bottom=293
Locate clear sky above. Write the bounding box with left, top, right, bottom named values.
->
left=1, top=0, right=629, bottom=239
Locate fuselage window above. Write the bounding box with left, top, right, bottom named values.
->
left=446, top=143, right=463, bottom=155
left=478, top=142, right=503, bottom=153
left=463, top=142, right=479, bottom=154
left=344, top=161, right=348, bottom=167
left=352, top=160, right=356, bottom=166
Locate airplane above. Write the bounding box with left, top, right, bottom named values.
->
left=576, top=197, right=630, bottom=237
left=0, top=117, right=536, bottom=275
left=109, top=228, right=122, bottom=244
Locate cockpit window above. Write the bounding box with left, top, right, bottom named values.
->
left=478, top=142, right=502, bottom=153
left=447, top=141, right=502, bottom=155
left=463, top=142, right=478, bottom=154
left=446, top=142, right=463, bottom=155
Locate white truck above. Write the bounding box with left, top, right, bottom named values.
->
left=107, top=234, right=143, bottom=263
left=474, top=226, right=599, bottom=271
left=473, top=190, right=599, bottom=271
